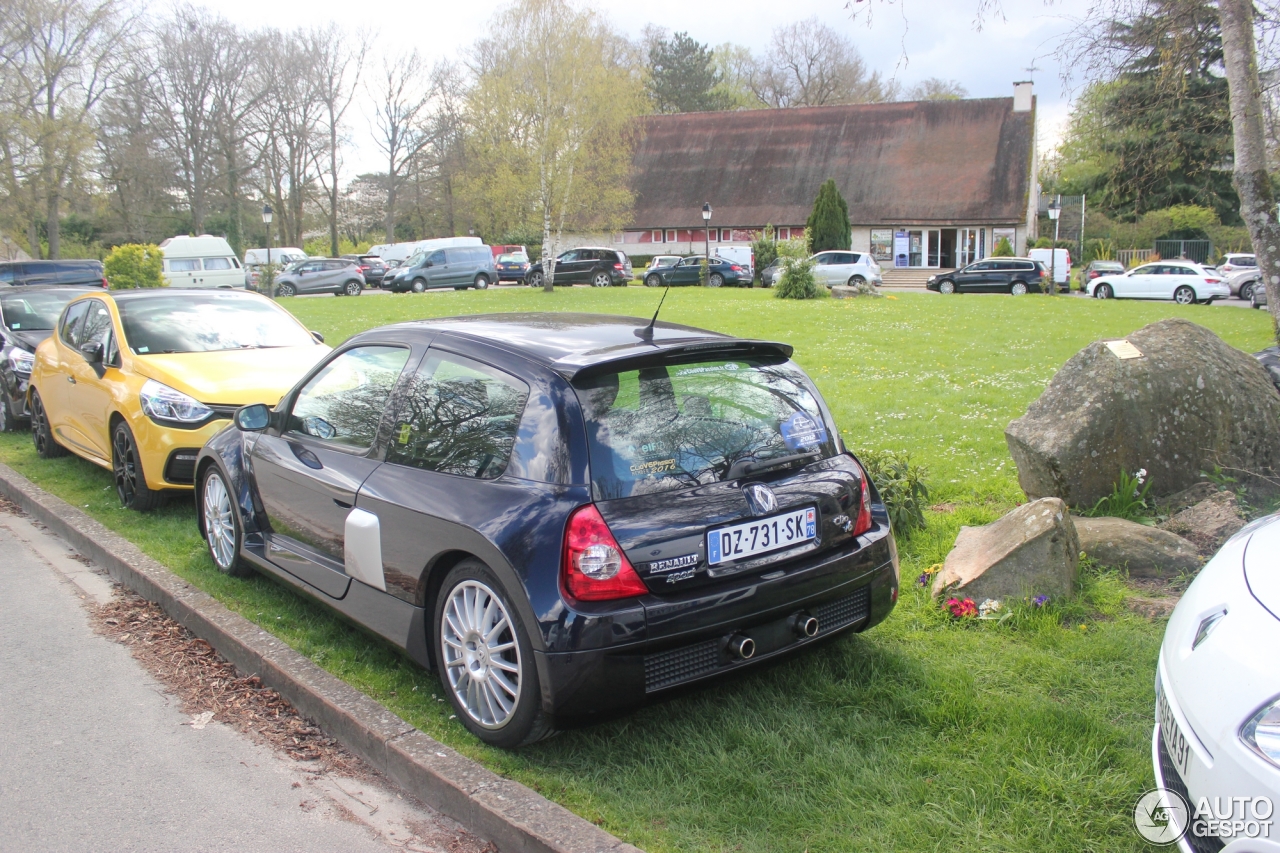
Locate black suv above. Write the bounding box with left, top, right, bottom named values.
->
left=0, top=285, right=98, bottom=431
left=526, top=247, right=632, bottom=287
left=1, top=259, right=107, bottom=289
left=927, top=258, right=1049, bottom=295
left=341, top=254, right=389, bottom=287
left=195, top=313, right=898, bottom=747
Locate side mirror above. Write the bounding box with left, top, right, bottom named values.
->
left=423, top=261, right=432, bottom=268
left=235, top=403, right=271, bottom=432
left=311, top=330, right=325, bottom=344
left=79, top=341, right=104, bottom=364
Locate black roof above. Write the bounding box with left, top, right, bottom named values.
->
left=369, top=312, right=793, bottom=380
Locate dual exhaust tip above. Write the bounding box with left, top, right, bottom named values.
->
left=727, top=611, right=819, bottom=661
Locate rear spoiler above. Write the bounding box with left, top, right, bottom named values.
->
left=552, top=338, right=795, bottom=382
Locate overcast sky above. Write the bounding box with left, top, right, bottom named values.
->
left=196, top=0, right=1096, bottom=176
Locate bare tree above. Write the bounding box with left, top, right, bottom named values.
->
left=751, top=18, right=895, bottom=108
left=209, top=20, right=266, bottom=255
left=907, top=78, right=968, bottom=100
left=308, top=24, right=368, bottom=257
left=370, top=50, right=433, bottom=242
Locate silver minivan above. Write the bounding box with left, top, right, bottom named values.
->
left=387, top=245, right=495, bottom=292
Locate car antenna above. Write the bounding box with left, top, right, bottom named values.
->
left=634, top=286, right=670, bottom=342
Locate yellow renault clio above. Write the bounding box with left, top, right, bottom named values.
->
left=28, top=289, right=330, bottom=510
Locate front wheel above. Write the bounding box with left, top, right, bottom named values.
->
left=590, top=271, right=612, bottom=288
left=276, top=282, right=296, bottom=298
left=435, top=561, right=553, bottom=748
left=1095, top=283, right=1113, bottom=299
left=1174, top=285, right=1197, bottom=305
left=200, top=466, right=253, bottom=577
left=1010, top=281, right=1028, bottom=296
left=645, top=274, right=662, bottom=287
left=30, top=390, right=66, bottom=458
left=938, top=280, right=956, bottom=294
left=527, top=271, right=543, bottom=288
left=411, top=278, right=427, bottom=293
left=708, top=273, right=724, bottom=288
left=473, top=274, right=489, bottom=290
left=343, top=279, right=363, bottom=296
left=112, top=420, right=162, bottom=512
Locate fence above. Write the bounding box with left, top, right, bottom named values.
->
left=1153, top=239, right=1213, bottom=264
left=1117, top=249, right=1155, bottom=267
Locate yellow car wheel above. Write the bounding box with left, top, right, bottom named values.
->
left=112, top=420, right=162, bottom=512
left=30, top=390, right=67, bottom=459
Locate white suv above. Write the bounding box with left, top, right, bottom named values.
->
left=810, top=251, right=883, bottom=287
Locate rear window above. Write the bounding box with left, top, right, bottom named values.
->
left=574, top=358, right=838, bottom=500
left=1, top=288, right=87, bottom=331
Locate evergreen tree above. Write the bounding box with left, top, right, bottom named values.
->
left=647, top=32, right=730, bottom=114
left=805, top=180, right=851, bottom=252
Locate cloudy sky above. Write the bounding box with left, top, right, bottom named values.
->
left=197, top=0, right=1096, bottom=174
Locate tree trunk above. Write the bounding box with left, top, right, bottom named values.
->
left=1219, top=0, right=1280, bottom=340
left=329, top=120, right=340, bottom=257
left=46, top=190, right=60, bottom=259
left=385, top=179, right=397, bottom=242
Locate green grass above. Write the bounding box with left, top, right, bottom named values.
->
left=2, top=289, right=1273, bottom=852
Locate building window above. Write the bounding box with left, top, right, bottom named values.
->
left=993, top=227, right=1016, bottom=253
left=665, top=230, right=676, bottom=243
left=870, top=229, right=893, bottom=263
left=777, top=228, right=790, bottom=241
left=652, top=230, right=662, bottom=243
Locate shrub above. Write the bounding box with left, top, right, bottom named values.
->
left=1078, top=469, right=1154, bottom=522
left=104, top=244, right=165, bottom=289
left=751, top=225, right=778, bottom=280
left=773, top=256, right=822, bottom=299
left=992, top=237, right=1014, bottom=257
left=805, top=179, right=851, bottom=253
left=860, top=449, right=930, bottom=532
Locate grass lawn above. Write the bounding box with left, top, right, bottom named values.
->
left=1, top=288, right=1274, bottom=852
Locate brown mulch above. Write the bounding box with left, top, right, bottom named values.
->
left=91, top=592, right=364, bottom=776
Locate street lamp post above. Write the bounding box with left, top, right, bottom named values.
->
left=1047, top=196, right=1061, bottom=294
left=701, top=202, right=712, bottom=286
left=262, top=204, right=273, bottom=298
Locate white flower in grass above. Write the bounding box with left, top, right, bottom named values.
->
left=978, top=598, right=1002, bottom=618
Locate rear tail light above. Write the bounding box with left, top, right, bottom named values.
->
left=730, top=265, right=742, bottom=271
left=1206, top=277, right=1222, bottom=284
left=613, top=263, right=623, bottom=270
left=562, top=504, right=648, bottom=601
left=852, top=461, right=873, bottom=536
left=101, top=277, right=110, bottom=289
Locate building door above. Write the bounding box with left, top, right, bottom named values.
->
left=939, top=231, right=956, bottom=268
left=957, top=229, right=978, bottom=266
left=927, top=230, right=941, bottom=267
left=909, top=231, right=923, bottom=267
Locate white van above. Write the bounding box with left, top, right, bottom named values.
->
left=714, top=245, right=755, bottom=276
left=1028, top=248, right=1072, bottom=287
left=368, top=236, right=483, bottom=264
left=244, top=247, right=307, bottom=268
left=159, top=235, right=245, bottom=289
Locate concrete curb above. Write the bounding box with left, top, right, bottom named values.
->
left=0, top=462, right=641, bottom=853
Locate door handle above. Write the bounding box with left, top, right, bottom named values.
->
left=333, top=498, right=352, bottom=509
left=67, top=375, right=76, bottom=384
left=289, top=442, right=323, bottom=470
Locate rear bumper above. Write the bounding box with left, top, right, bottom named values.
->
left=536, top=526, right=897, bottom=720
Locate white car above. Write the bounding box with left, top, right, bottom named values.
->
left=645, top=255, right=682, bottom=273
left=1153, top=513, right=1280, bottom=852
left=1218, top=253, right=1258, bottom=277
left=810, top=250, right=882, bottom=288
left=1087, top=261, right=1229, bottom=304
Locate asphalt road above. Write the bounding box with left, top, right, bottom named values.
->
left=0, top=510, right=485, bottom=853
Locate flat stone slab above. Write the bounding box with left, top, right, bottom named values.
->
left=1074, top=516, right=1202, bottom=578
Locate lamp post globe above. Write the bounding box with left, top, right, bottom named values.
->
left=262, top=204, right=274, bottom=297
left=1047, top=197, right=1061, bottom=292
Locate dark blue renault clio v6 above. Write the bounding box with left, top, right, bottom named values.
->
left=195, top=313, right=898, bottom=747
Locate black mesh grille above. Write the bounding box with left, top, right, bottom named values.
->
left=644, top=639, right=721, bottom=692
left=814, top=586, right=871, bottom=635
left=1157, top=729, right=1224, bottom=853
left=163, top=448, right=201, bottom=485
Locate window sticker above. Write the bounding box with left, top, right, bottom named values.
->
left=398, top=422, right=412, bottom=444
left=630, top=457, right=677, bottom=476
left=780, top=411, right=826, bottom=450
left=674, top=362, right=741, bottom=377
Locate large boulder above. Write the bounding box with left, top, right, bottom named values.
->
left=932, top=498, right=1079, bottom=602
left=1074, top=516, right=1202, bottom=578
left=1006, top=319, right=1280, bottom=508
left=1159, top=491, right=1246, bottom=556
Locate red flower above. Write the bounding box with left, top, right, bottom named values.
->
left=946, top=597, right=977, bottom=618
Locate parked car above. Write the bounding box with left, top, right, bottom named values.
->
left=369, top=237, right=484, bottom=265
left=526, top=247, right=632, bottom=288
left=274, top=258, right=366, bottom=297
left=194, top=312, right=898, bottom=747
left=810, top=251, right=882, bottom=288
left=489, top=244, right=528, bottom=259
left=643, top=256, right=749, bottom=288
left=927, top=258, right=1049, bottom=295
left=1226, top=268, right=1262, bottom=301
left=0, top=259, right=108, bottom=289
left=494, top=253, right=530, bottom=284
left=714, top=246, right=755, bottom=277
left=1152, top=512, right=1280, bottom=851
left=244, top=247, right=307, bottom=269
left=1084, top=260, right=1125, bottom=284
left=27, top=289, right=328, bottom=510
left=645, top=255, right=683, bottom=274
left=1087, top=261, right=1228, bottom=304
left=1254, top=282, right=1270, bottom=309
left=759, top=258, right=782, bottom=288
left=0, top=286, right=97, bottom=431
left=1216, top=252, right=1257, bottom=276
left=1027, top=248, right=1072, bottom=289
left=159, top=235, right=246, bottom=289
left=341, top=254, right=389, bottom=288
left=385, top=245, right=495, bottom=293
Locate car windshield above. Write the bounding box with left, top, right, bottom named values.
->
left=117, top=293, right=315, bottom=354
left=574, top=358, right=838, bottom=500
left=1, top=289, right=85, bottom=331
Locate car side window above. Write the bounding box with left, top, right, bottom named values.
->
left=76, top=299, right=113, bottom=349
left=385, top=352, right=530, bottom=480
left=59, top=301, right=90, bottom=346
left=203, top=258, right=233, bottom=270
left=287, top=346, right=411, bottom=450
left=427, top=250, right=446, bottom=266
left=170, top=259, right=200, bottom=272
left=0, top=266, right=14, bottom=284
left=558, top=250, right=578, bottom=263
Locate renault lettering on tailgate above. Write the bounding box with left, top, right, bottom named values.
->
left=708, top=508, right=817, bottom=565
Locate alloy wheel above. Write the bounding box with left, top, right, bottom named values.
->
left=412, top=279, right=426, bottom=293
left=1241, top=283, right=1254, bottom=301
left=646, top=274, right=661, bottom=287
left=344, top=280, right=362, bottom=296
left=592, top=272, right=611, bottom=287
left=202, top=471, right=237, bottom=571
left=1096, top=284, right=1113, bottom=299
left=1010, top=282, right=1028, bottom=295
left=441, top=580, right=522, bottom=729
left=113, top=427, right=140, bottom=506
left=709, top=273, right=724, bottom=288
left=528, top=272, right=542, bottom=288
left=1174, top=285, right=1196, bottom=305
left=277, top=282, right=296, bottom=297
left=939, top=280, right=955, bottom=294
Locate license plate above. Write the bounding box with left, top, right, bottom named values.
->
left=707, top=508, right=816, bottom=566
left=1157, top=680, right=1192, bottom=779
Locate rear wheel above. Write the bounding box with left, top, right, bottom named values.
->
left=343, top=279, right=363, bottom=296
left=276, top=282, right=296, bottom=298
left=412, top=278, right=427, bottom=293
left=938, top=280, right=956, bottom=294
left=1010, top=281, right=1028, bottom=296
left=645, top=273, right=662, bottom=287
left=709, top=272, right=724, bottom=288
left=473, top=274, right=489, bottom=290
left=527, top=271, right=543, bottom=288
left=434, top=561, right=553, bottom=748
left=1174, top=285, right=1197, bottom=305
left=591, top=271, right=612, bottom=288
left=849, top=275, right=866, bottom=287
left=1095, top=283, right=1113, bottom=299
left=30, top=390, right=66, bottom=458
left=112, top=420, right=162, bottom=512
left=200, top=466, right=253, bottom=577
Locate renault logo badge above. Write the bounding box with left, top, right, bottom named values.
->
left=743, top=483, right=778, bottom=516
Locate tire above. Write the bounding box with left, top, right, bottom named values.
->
left=938, top=280, right=956, bottom=294
left=434, top=561, right=553, bottom=748
left=709, top=273, right=724, bottom=288
left=1095, top=283, right=1113, bottom=299
left=473, top=274, right=489, bottom=290
left=411, top=278, right=427, bottom=293
left=343, top=279, right=363, bottom=296
left=849, top=275, right=866, bottom=287
left=276, top=282, right=296, bottom=298
left=112, top=420, right=162, bottom=511
left=1010, top=281, right=1028, bottom=296
left=645, top=274, right=662, bottom=287
left=527, top=271, right=543, bottom=288
left=30, top=389, right=67, bottom=458
left=200, top=465, right=253, bottom=577
left=590, top=271, right=612, bottom=288
left=0, top=399, right=15, bottom=433
left=1240, top=282, right=1255, bottom=302
left=1174, top=285, right=1197, bottom=305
